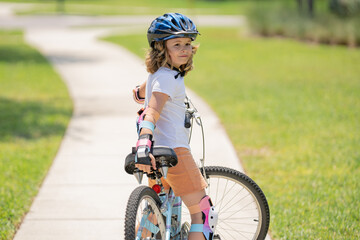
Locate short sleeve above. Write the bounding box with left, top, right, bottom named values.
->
left=151, top=72, right=177, bottom=99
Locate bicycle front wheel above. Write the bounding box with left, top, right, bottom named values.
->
left=202, top=166, right=270, bottom=240
left=124, top=186, right=166, bottom=240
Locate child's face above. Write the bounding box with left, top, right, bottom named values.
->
left=166, top=38, right=192, bottom=68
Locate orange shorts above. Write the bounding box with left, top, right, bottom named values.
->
left=149, top=147, right=208, bottom=197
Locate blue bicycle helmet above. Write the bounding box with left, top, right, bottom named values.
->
left=147, top=13, right=199, bottom=47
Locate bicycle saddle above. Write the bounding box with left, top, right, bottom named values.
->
left=124, top=146, right=178, bottom=175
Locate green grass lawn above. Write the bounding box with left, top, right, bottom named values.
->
left=0, top=30, right=72, bottom=240
left=0, top=0, right=252, bottom=16
left=103, top=28, right=360, bottom=239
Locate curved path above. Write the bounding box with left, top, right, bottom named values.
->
left=1, top=3, right=270, bottom=239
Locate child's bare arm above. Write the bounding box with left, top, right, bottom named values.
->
left=136, top=92, right=169, bottom=173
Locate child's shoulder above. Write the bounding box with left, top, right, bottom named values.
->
left=153, top=67, right=176, bottom=79
left=154, top=67, right=172, bottom=75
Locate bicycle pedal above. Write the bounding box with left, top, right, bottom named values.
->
left=180, top=222, right=191, bottom=240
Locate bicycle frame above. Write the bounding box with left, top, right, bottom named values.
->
left=136, top=185, right=183, bottom=240
left=136, top=208, right=157, bottom=240
left=161, top=188, right=182, bottom=239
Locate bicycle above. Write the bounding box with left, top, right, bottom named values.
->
left=124, top=97, right=270, bottom=240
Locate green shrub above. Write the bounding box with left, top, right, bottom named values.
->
left=247, top=1, right=360, bottom=47
left=329, top=0, right=360, bottom=17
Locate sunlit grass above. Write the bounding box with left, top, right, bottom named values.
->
left=1, top=0, right=252, bottom=16
left=0, top=30, right=72, bottom=240
left=102, top=27, right=360, bottom=239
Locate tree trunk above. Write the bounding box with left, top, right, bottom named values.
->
left=297, top=0, right=303, bottom=13
left=296, top=0, right=315, bottom=16
left=308, top=0, right=314, bottom=17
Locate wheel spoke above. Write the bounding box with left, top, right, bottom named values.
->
left=217, top=178, right=229, bottom=212
left=217, top=222, right=245, bottom=239
left=215, top=177, right=220, bottom=205
left=222, top=200, right=257, bottom=220
left=210, top=179, right=237, bottom=208
left=219, top=186, right=246, bottom=212
left=219, top=220, right=253, bottom=240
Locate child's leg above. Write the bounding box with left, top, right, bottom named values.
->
left=149, top=147, right=207, bottom=196
left=150, top=148, right=217, bottom=239
left=182, top=190, right=218, bottom=240
left=182, top=190, right=206, bottom=240
left=169, top=148, right=217, bottom=239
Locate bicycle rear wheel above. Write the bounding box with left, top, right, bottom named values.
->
left=205, top=166, right=270, bottom=240
left=182, top=166, right=270, bottom=240
left=124, top=186, right=166, bottom=240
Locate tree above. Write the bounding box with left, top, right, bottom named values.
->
left=296, top=0, right=315, bottom=17
left=329, top=0, right=360, bottom=17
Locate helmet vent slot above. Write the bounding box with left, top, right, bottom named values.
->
left=180, top=19, right=187, bottom=27
left=171, top=18, right=177, bottom=26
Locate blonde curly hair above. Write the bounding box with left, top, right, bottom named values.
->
left=145, top=40, right=198, bottom=76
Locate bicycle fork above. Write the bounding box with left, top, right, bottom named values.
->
left=136, top=203, right=159, bottom=240
left=160, top=189, right=182, bottom=239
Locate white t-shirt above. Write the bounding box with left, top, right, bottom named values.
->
left=144, top=67, right=190, bottom=149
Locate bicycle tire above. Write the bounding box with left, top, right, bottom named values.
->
left=124, top=185, right=166, bottom=240
left=182, top=166, right=270, bottom=240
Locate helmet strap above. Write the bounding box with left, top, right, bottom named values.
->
left=167, top=63, right=185, bottom=79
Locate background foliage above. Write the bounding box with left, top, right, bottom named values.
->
left=247, top=0, right=360, bottom=47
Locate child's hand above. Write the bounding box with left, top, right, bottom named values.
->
left=135, top=134, right=156, bottom=173
left=135, top=153, right=156, bottom=174
left=133, top=86, right=145, bottom=104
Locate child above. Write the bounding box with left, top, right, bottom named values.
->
left=132, top=13, right=217, bottom=240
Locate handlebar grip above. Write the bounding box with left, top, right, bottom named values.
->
left=184, top=111, right=192, bottom=128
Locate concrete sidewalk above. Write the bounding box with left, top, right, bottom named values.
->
left=13, top=27, right=245, bottom=240
left=0, top=3, right=270, bottom=239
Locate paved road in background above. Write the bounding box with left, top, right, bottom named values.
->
left=1, top=3, right=271, bottom=240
